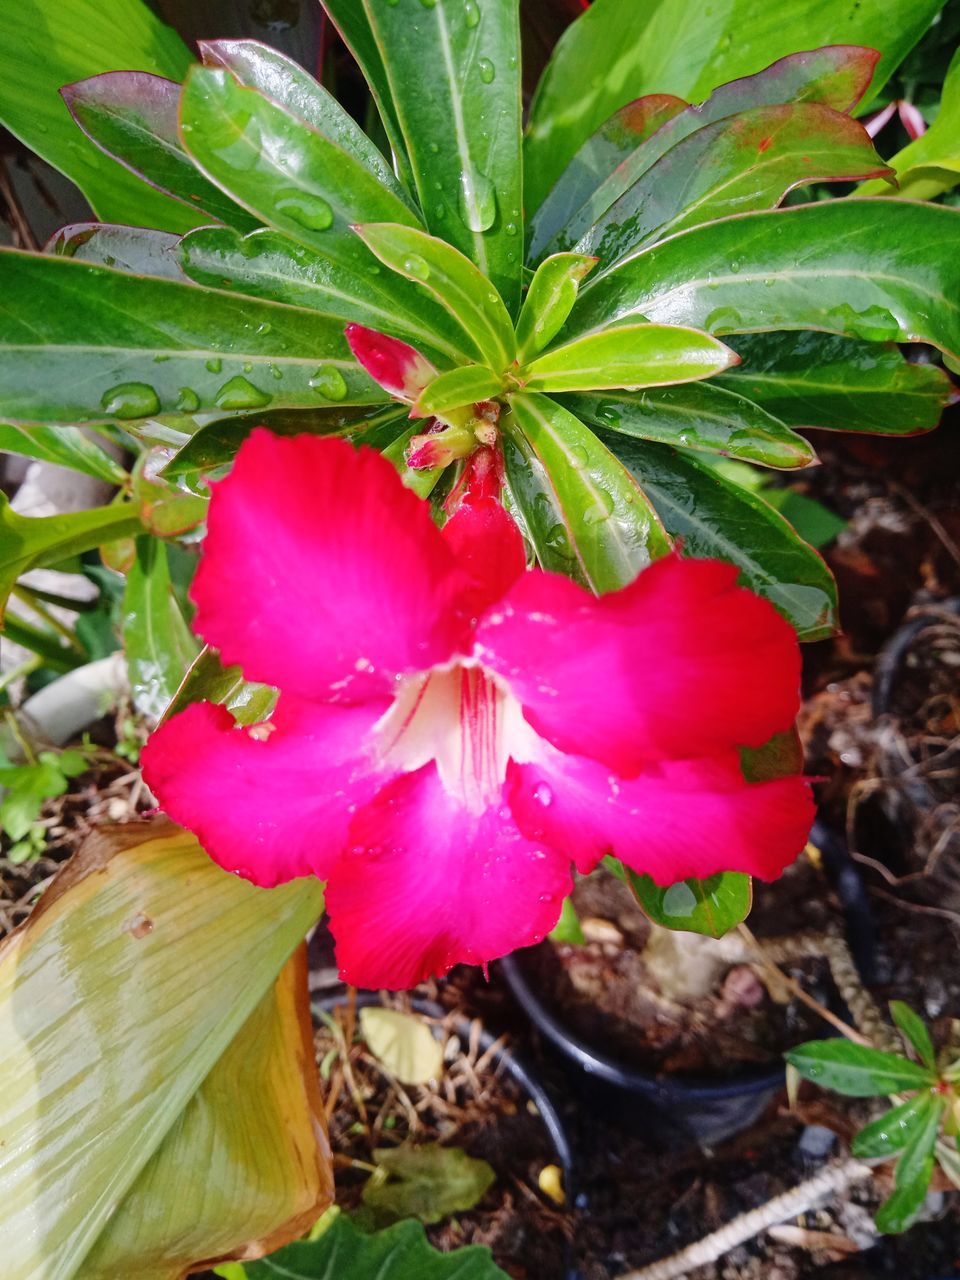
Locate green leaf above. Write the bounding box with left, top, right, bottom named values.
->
left=356, top=223, right=516, bottom=369
left=875, top=1093, right=945, bottom=1234
left=860, top=46, right=960, bottom=201
left=0, top=250, right=379, bottom=424
left=177, top=226, right=469, bottom=365
left=567, top=201, right=960, bottom=365
left=162, top=645, right=276, bottom=729
left=785, top=1041, right=938, bottom=1095
left=529, top=46, right=875, bottom=258
left=600, top=434, right=838, bottom=640
left=0, top=759, right=70, bottom=841
left=0, top=0, right=202, bottom=232
left=359, top=1008, right=444, bottom=1086
left=198, top=38, right=412, bottom=210
left=363, top=1145, right=496, bottom=1227
left=852, top=1096, right=937, bottom=1159
left=0, top=821, right=330, bottom=1278
left=515, top=253, right=598, bottom=362
left=762, top=490, right=846, bottom=550
left=122, top=537, right=199, bottom=722
left=504, top=392, right=671, bottom=593
left=51, top=223, right=188, bottom=281
left=242, top=1212, right=509, bottom=1279
left=358, top=0, right=523, bottom=312
left=518, top=324, right=737, bottom=393
left=717, top=332, right=952, bottom=435
left=415, top=366, right=504, bottom=417
left=161, top=405, right=408, bottom=490
left=0, top=423, right=127, bottom=484
left=628, top=871, right=752, bottom=938
left=549, top=896, right=585, bottom=945
left=179, top=66, right=420, bottom=255
left=890, top=1002, right=938, bottom=1072
left=565, top=385, right=815, bottom=470
left=317, top=2, right=413, bottom=190
left=525, top=4, right=936, bottom=209
left=568, top=103, right=890, bottom=267
left=527, top=95, right=687, bottom=263
left=62, top=72, right=258, bottom=230
left=0, top=492, right=142, bottom=620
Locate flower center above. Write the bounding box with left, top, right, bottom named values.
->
left=374, top=661, right=538, bottom=814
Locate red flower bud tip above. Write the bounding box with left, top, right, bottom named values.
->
left=345, top=324, right=437, bottom=402
left=407, top=422, right=474, bottom=470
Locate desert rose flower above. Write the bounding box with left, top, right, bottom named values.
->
left=142, top=429, right=814, bottom=989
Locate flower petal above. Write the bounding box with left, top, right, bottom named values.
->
left=326, top=767, right=571, bottom=988
left=141, top=695, right=392, bottom=887
left=345, top=324, right=437, bottom=403
left=192, top=431, right=471, bottom=701
left=508, top=748, right=814, bottom=883
left=476, top=554, right=801, bottom=775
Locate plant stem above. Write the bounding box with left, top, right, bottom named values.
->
left=617, top=1159, right=873, bottom=1280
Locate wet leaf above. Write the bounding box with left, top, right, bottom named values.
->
left=515, top=253, right=598, bottom=362
left=875, top=1093, right=944, bottom=1233
left=852, top=1096, right=935, bottom=1159
left=567, top=201, right=960, bottom=366
left=162, top=645, right=276, bottom=728
left=565, top=385, right=815, bottom=470
left=416, top=366, right=503, bottom=418
left=363, top=1146, right=496, bottom=1226
left=628, top=871, right=752, bottom=938
left=0, top=422, right=127, bottom=484
left=890, top=1002, right=937, bottom=1071
left=50, top=222, right=188, bottom=280
left=785, top=1041, right=938, bottom=1095
left=122, top=536, right=199, bottom=723
left=359, top=1007, right=444, bottom=1086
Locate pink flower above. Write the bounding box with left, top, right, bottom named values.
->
left=142, top=430, right=814, bottom=989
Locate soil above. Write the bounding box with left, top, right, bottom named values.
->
left=313, top=992, right=570, bottom=1280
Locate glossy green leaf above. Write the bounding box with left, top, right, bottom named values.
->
left=241, top=1212, right=508, bottom=1280
left=50, top=222, right=188, bottom=280
left=0, top=423, right=127, bottom=483
left=318, top=2, right=413, bottom=189
left=571, top=104, right=890, bottom=267
left=161, top=405, right=408, bottom=489
left=0, top=0, right=201, bottom=231
left=876, top=1093, right=945, bottom=1233
left=198, top=38, right=413, bottom=209
left=415, top=366, right=503, bottom=417
left=381, top=425, right=444, bottom=500
left=527, top=95, right=687, bottom=263
left=518, top=324, right=738, bottom=393
left=179, top=66, right=420, bottom=257
left=504, top=392, right=671, bottom=593
left=162, top=645, right=276, bottom=728
left=785, top=1040, right=938, bottom=1095
left=177, top=226, right=468, bottom=365
left=717, top=332, right=953, bottom=435
left=525, top=2, right=936, bottom=209
left=852, top=1096, right=936, bottom=1159
left=359, top=0, right=523, bottom=311
left=628, top=871, right=752, bottom=938
left=0, top=250, right=380, bottom=424
left=567, top=201, right=960, bottom=365
left=565, top=385, right=815, bottom=470
left=0, top=493, right=142, bottom=619
left=860, top=46, right=960, bottom=201
left=549, top=896, right=585, bottom=945
left=890, top=1002, right=938, bottom=1071
left=363, top=1146, right=496, bottom=1226
left=600, top=433, right=838, bottom=639
left=515, top=253, right=598, bottom=362
left=62, top=72, right=258, bottom=230
left=356, top=223, right=515, bottom=369
left=0, top=821, right=330, bottom=1279
left=122, top=537, right=199, bottom=722
left=530, top=46, right=877, bottom=258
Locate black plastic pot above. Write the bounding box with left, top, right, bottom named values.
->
left=871, top=597, right=960, bottom=720
left=500, top=838, right=875, bottom=1149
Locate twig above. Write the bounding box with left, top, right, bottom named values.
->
left=616, top=1159, right=873, bottom=1280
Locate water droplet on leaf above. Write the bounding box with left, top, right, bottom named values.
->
left=100, top=382, right=160, bottom=419
left=205, top=357, right=222, bottom=374
left=583, top=489, right=615, bottom=525
left=309, top=366, right=348, bottom=400
left=478, top=57, right=495, bottom=83
left=176, top=387, right=200, bottom=412
left=457, top=169, right=496, bottom=232
left=402, top=253, right=431, bottom=281
left=215, top=376, right=272, bottom=410
left=464, top=0, right=480, bottom=26
left=275, top=189, right=334, bottom=232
